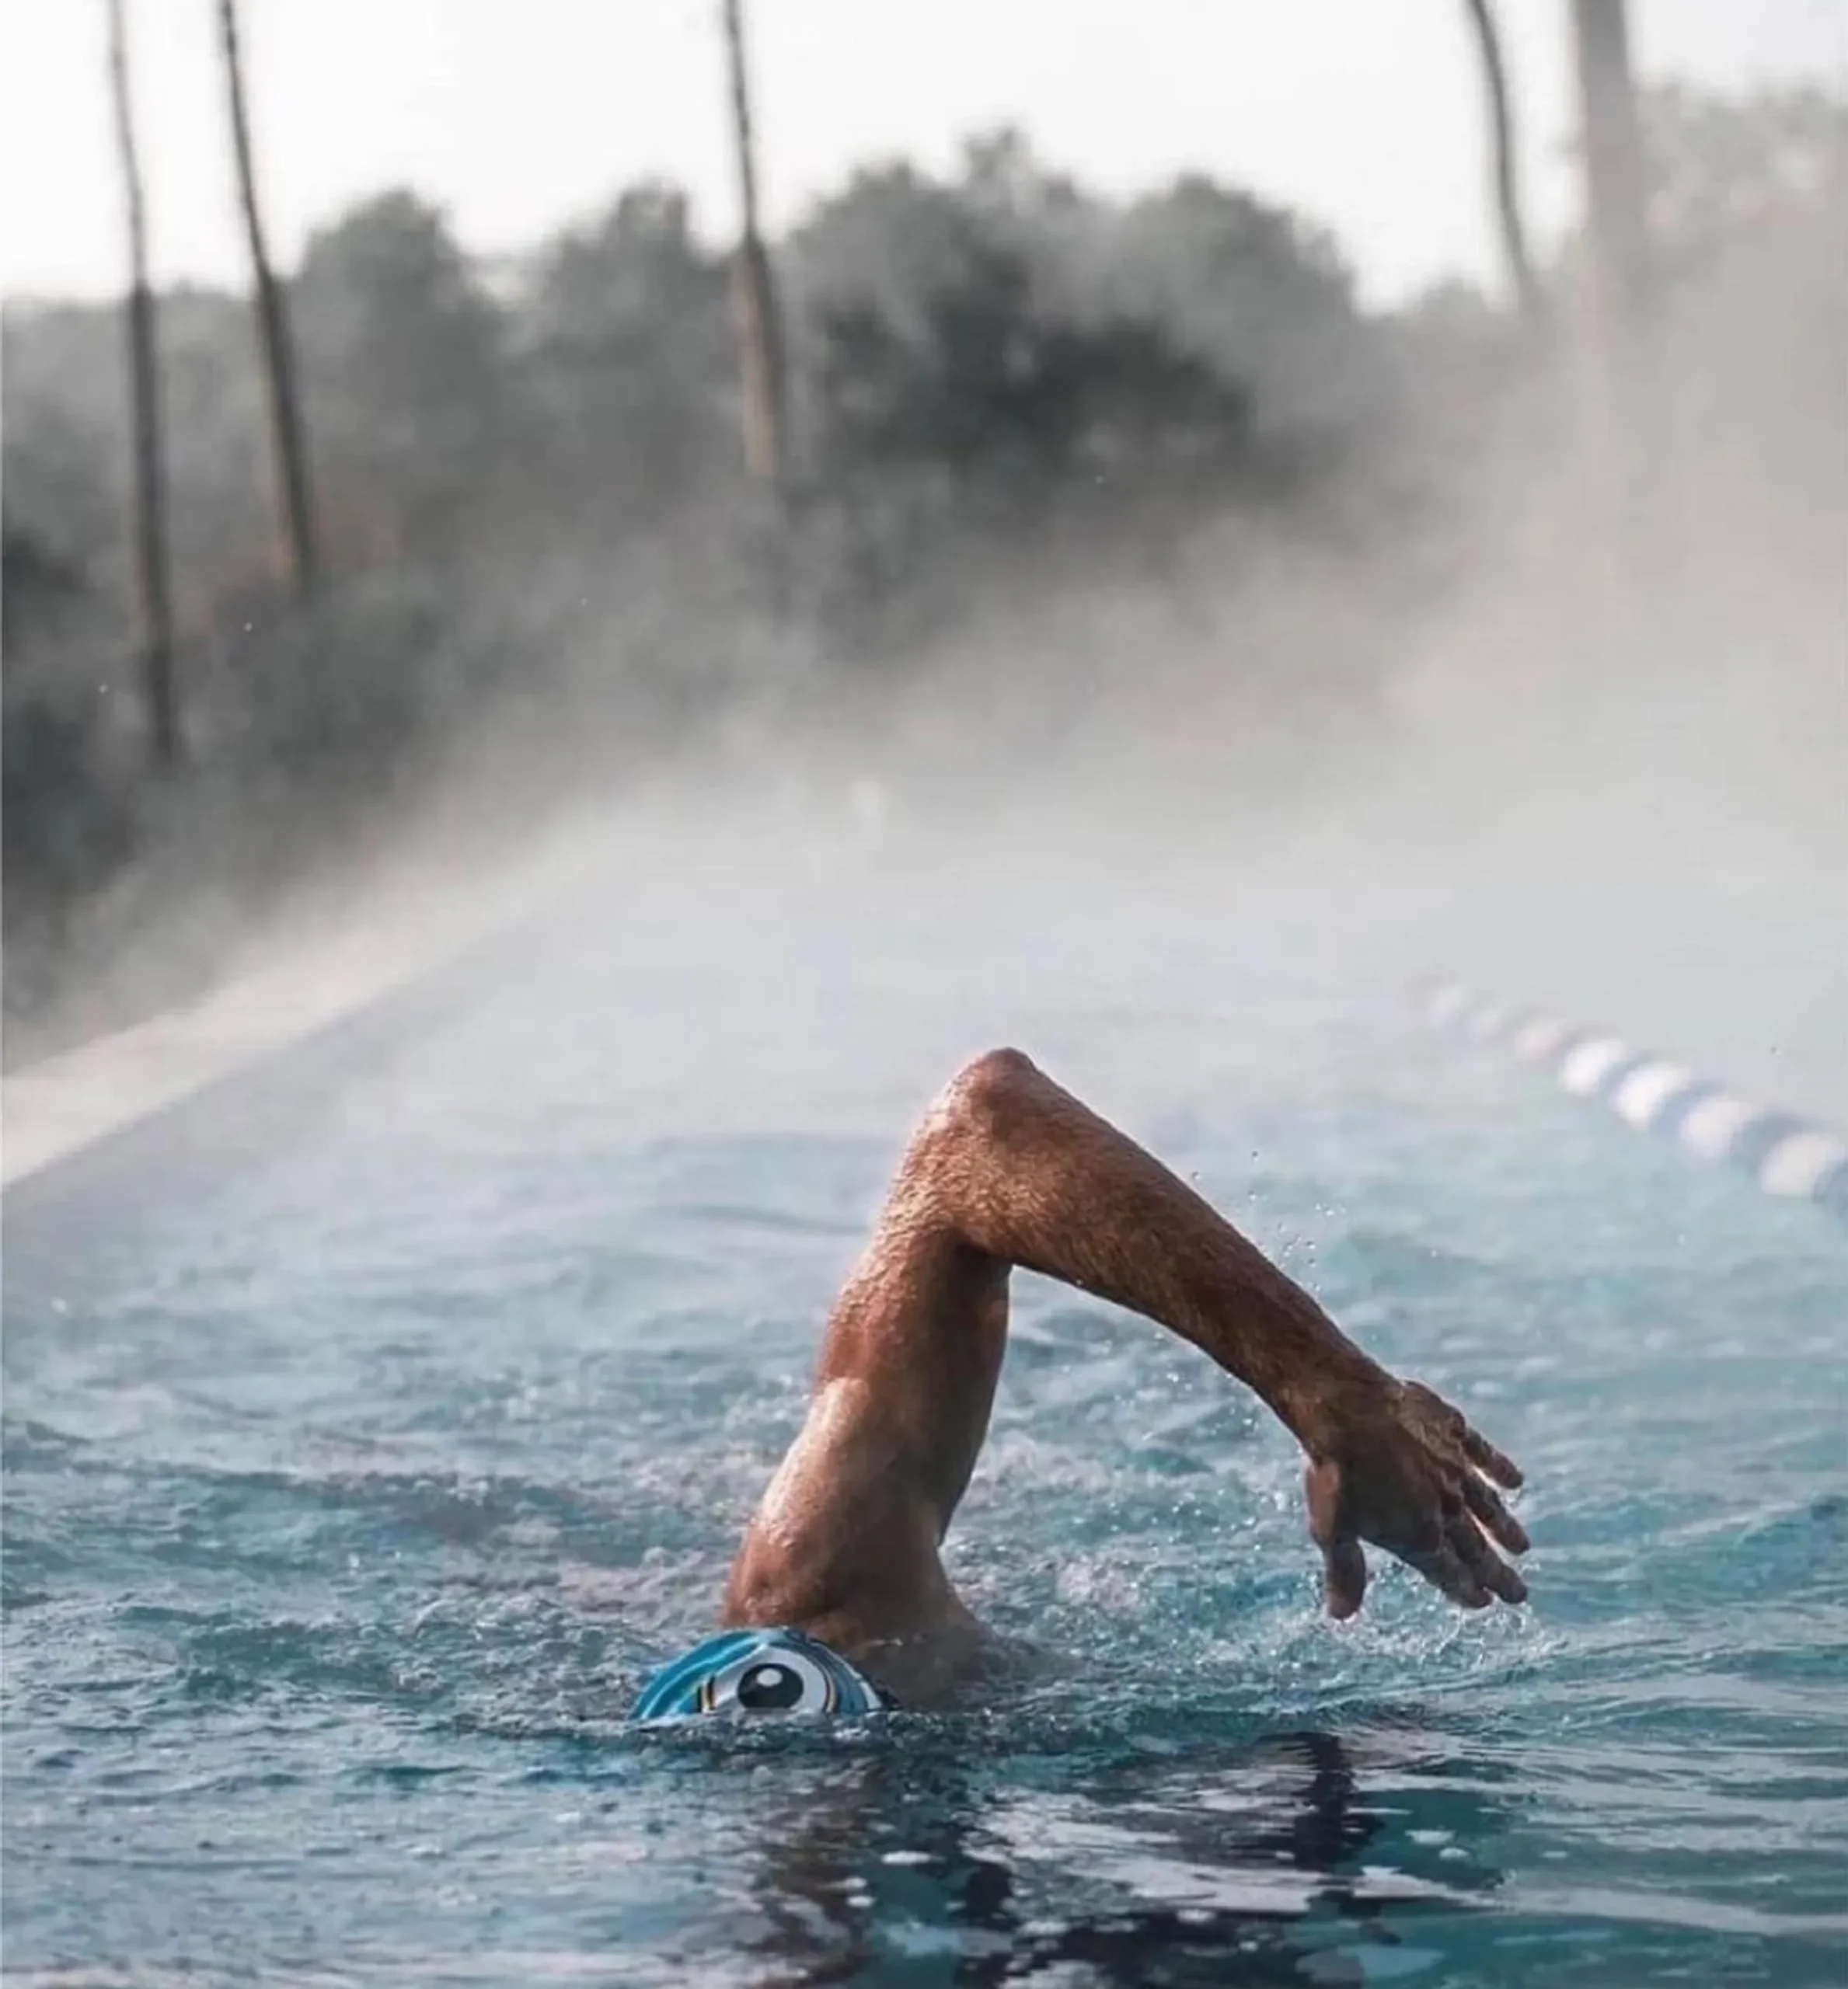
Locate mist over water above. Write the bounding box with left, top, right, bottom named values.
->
left=22, top=113, right=1844, bottom=1120
left=4, top=54, right=1844, bottom=1989
left=9, top=82, right=1843, bottom=1120
left=7, top=815, right=1846, bottom=1982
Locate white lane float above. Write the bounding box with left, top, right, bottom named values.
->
left=1417, top=978, right=1848, bottom=1221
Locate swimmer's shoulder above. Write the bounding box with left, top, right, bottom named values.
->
left=851, top=1622, right=1072, bottom=1710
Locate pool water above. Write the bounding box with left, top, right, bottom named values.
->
left=5, top=857, right=1846, bottom=1985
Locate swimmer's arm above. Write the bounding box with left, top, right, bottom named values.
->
left=919, top=1050, right=1530, bottom=1616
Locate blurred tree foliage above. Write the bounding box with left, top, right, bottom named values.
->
left=1641, top=84, right=1847, bottom=280
left=522, top=185, right=735, bottom=544
left=3, top=105, right=1842, bottom=1054
left=295, top=192, right=512, bottom=569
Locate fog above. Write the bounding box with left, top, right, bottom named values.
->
left=4, top=78, right=1842, bottom=1142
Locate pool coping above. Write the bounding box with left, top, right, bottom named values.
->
left=1, top=882, right=513, bottom=1197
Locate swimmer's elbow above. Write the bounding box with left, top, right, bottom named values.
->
left=933, top=1047, right=1041, bottom=1145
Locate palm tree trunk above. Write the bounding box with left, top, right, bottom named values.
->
left=1567, top=0, right=1661, bottom=575
left=720, top=0, right=787, bottom=489
left=105, top=0, right=180, bottom=767
left=217, top=0, right=319, bottom=597
left=1569, top=0, right=1651, bottom=329
left=1460, top=0, right=1543, bottom=328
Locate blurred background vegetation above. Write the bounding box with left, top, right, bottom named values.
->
left=3, top=43, right=1844, bottom=1062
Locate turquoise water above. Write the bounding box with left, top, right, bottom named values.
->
left=5, top=868, right=1846, bottom=1985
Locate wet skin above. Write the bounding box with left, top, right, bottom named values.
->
left=723, top=1050, right=1529, bottom=1704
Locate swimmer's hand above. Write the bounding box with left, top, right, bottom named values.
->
left=1298, top=1369, right=1529, bottom=1617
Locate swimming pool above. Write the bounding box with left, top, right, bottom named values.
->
left=5, top=855, right=1845, bottom=1985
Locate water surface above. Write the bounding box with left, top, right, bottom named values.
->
left=5, top=861, right=1845, bottom=1984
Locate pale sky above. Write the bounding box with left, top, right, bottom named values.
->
left=2, top=1, right=1843, bottom=311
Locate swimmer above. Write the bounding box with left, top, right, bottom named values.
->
left=633, top=1049, right=1529, bottom=1717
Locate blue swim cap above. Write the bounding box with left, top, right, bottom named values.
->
left=629, top=1626, right=888, bottom=1722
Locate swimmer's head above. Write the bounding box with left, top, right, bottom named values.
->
left=629, top=1626, right=888, bottom=1722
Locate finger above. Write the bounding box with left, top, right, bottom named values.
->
left=1408, top=1542, right=1493, bottom=1610
left=1461, top=1425, right=1523, bottom=1489
left=1445, top=1510, right=1529, bottom=1607
left=1478, top=1550, right=1529, bottom=1607
left=1460, top=1472, right=1531, bottom=1555
left=1322, top=1535, right=1369, bottom=1620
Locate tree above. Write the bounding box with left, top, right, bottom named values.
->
left=792, top=140, right=1365, bottom=639
left=1103, top=176, right=1369, bottom=445
left=1640, top=85, right=1848, bottom=278
left=523, top=186, right=732, bottom=539
left=105, top=0, right=179, bottom=765
left=293, top=192, right=510, bottom=566
left=1571, top=0, right=1651, bottom=343
left=720, top=0, right=786, bottom=488
left=1461, top=0, right=1543, bottom=328
left=810, top=220, right=1252, bottom=520
left=218, top=0, right=319, bottom=596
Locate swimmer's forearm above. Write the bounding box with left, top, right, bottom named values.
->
left=925, top=1052, right=1380, bottom=1445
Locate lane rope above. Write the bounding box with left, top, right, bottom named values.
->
left=1417, top=978, right=1848, bottom=1221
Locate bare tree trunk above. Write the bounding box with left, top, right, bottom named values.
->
left=720, top=0, right=787, bottom=489
left=1570, top=0, right=1651, bottom=352
left=1461, top=0, right=1543, bottom=328
left=105, top=0, right=180, bottom=768
left=1567, top=0, right=1661, bottom=576
left=217, top=0, right=319, bottom=598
